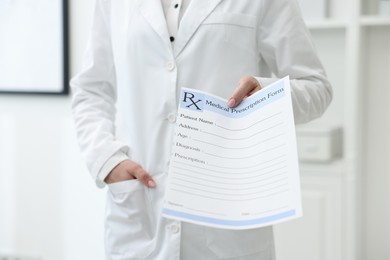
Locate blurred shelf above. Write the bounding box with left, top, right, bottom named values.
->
left=306, top=20, right=347, bottom=29
left=360, top=15, right=390, bottom=26
left=305, top=16, right=390, bottom=29
left=299, top=159, right=345, bottom=175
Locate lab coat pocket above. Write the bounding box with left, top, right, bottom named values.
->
left=201, top=12, right=257, bottom=55
left=202, top=12, right=256, bottom=28
left=205, top=226, right=273, bottom=259
left=105, top=180, right=155, bottom=259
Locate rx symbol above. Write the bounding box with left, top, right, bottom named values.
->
left=183, top=92, right=202, bottom=110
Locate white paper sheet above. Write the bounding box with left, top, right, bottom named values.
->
left=162, top=77, right=302, bottom=230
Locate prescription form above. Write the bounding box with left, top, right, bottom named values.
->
left=162, top=77, right=302, bottom=230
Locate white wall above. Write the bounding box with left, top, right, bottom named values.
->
left=0, top=0, right=106, bottom=259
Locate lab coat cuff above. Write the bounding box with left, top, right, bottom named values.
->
left=254, top=77, right=280, bottom=89
left=96, top=151, right=129, bottom=188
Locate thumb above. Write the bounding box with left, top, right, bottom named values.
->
left=228, top=76, right=261, bottom=108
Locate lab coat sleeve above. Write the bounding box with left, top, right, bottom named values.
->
left=256, top=0, right=333, bottom=124
left=70, top=0, right=129, bottom=188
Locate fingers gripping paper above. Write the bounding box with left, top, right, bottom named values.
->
left=162, top=77, right=302, bottom=230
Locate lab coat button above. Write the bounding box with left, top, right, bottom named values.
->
left=171, top=224, right=180, bottom=234
left=166, top=61, right=175, bottom=71
left=168, top=113, right=176, bottom=123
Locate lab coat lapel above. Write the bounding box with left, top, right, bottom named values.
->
left=174, top=0, right=223, bottom=58
left=137, top=0, right=172, bottom=54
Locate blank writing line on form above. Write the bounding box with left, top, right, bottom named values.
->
left=173, top=159, right=287, bottom=175
left=215, top=112, right=282, bottom=131
left=173, top=166, right=286, bottom=182
left=170, top=189, right=289, bottom=202
left=253, top=206, right=290, bottom=216
left=204, top=143, right=285, bottom=160
left=172, top=172, right=287, bottom=189
left=184, top=207, right=227, bottom=217
left=193, top=133, right=284, bottom=150
left=206, top=154, right=286, bottom=170
left=170, top=176, right=288, bottom=191
left=202, top=122, right=284, bottom=141
left=170, top=182, right=289, bottom=197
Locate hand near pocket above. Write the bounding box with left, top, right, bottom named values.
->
left=104, top=160, right=156, bottom=188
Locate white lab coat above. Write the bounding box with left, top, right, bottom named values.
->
left=71, top=0, right=332, bottom=259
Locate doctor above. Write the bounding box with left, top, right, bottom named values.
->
left=71, top=0, right=332, bottom=259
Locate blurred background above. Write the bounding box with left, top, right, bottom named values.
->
left=0, top=0, right=390, bottom=259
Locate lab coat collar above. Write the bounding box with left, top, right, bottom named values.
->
left=137, top=0, right=172, bottom=55
left=137, top=0, right=223, bottom=58
left=174, top=0, right=223, bottom=58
